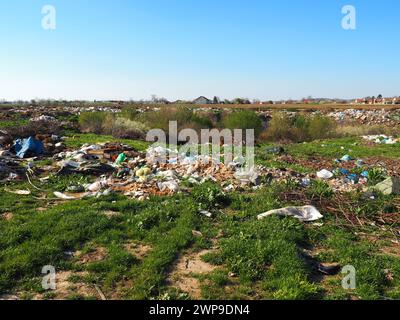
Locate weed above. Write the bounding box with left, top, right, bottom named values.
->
left=192, top=183, right=229, bottom=210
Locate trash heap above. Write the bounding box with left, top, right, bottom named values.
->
left=50, top=143, right=263, bottom=201
left=314, top=155, right=384, bottom=192
left=0, top=134, right=67, bottom=181
left=0, top=155, right=24, bottom=182
left=30, top=115, right=57, bottom=122
left=327, top=109, right=400, bottom=125
left=362, top=135, right=400, bottom=145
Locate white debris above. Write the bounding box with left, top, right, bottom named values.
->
left=199, top=210, right=213, bottom=218
left=5, top=189, right=31, bottom=195
left=53, top=191, right=80, bottom=200
left=157, top=180, right=179, bottom=192
left=257, top=205, right=323, bottom=222
left=362, top=134, right=399, bottom=145
left=30, top=115, right=57, bottom=122
left=317, top=169, right=334, bottom=179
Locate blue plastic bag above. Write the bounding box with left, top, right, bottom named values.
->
left=13, top=137, right=44, bottom=158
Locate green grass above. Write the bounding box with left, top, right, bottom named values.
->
left=1, top=134, right=399, bottom=300
left=0, top=118, right=29, bottom=129
left=64, top=133, right=149, bottom=151
left=128, top=197, right=200, bottom=299
left=283, top=137, right=400, bottom=159
left=307, top=224, right=400, bottom=300
left=218, top=216, right=319, bottom=299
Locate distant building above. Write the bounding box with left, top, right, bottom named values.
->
left=193, top=96, right=212, bottom=104
left=383, top=97, right=400, bottom=105
left=354, top=98, right=366, bottom=104
left=355, top=97, right=400, bottom=105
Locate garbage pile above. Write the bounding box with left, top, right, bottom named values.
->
left=270, top=152, right=399, bottom=193
left=312, top=154, right=397, bottom=193
left=0, top=155, right=24, bottom=182
left=50, top=143, right=264, bottom=201
left=10, top=105, right=121, bottom=118
left=327, top=109, right=400, bottom=125
left=30, top=115, right=57, bottom=122
left=362, top=135, right=400, bottom=145
left=0, top=134, right=66, bottom=181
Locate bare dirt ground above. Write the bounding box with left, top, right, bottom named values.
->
left=123, top=242, right=152, bottom=260
left=167, top=249, right=218, bottom=299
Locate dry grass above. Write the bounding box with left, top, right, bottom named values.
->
left=335, top=123, right=400, bottom=137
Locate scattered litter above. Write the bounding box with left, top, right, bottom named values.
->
left=265, top=146, right=285, bottom=155
left=199, top=210, right=212, bottom=218
left=372, top=177, right=400, bottom=195
left=192, top=230, right=203, bottom=237
left=362, top=135, right=399, bottom=145
left=317, top=263, right=341, bottom=275
left=234, top=168, right=260, bottom=185
left=5, top=188, right=31, bottom=195
left=340, top=154, right=352, bottom=162
left=317, top=169, right=333, bottom=179
left=301, top=178, right=311, bottom=187
left=12, top=136, right=44, bottom=158
left=257, top=205, right=323, bottom=222
left=157, top=181, right=179, bottom=193
left=30, top=115, right=57, bottom=122
left=53, top=191, right=86, bottom=200
left=115, top=153, right=126, bottom=164
left=312, top=222, right=324, bottom=227
left=94, top=284, right=107, bottom=301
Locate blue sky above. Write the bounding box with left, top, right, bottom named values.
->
left=1, top=0, right=399, bottom=101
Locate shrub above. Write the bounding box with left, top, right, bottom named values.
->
left=191, top=113, right=213, bottom=129
left=263, top=112, right=336, bottom=143
left=78, top=111, right=148, bottom=139
left=261, top=112, right=293, bottom=142
left=120, top=106, right=140, bottom=121
left=307, top=115, right=335, bottom=140
left=140, top=106, right=213, bottom=133
left=109, top=117, right=147, bottom=139
left=222, top=110, right=263, bottom=138
left=291, top=114, right=311, bottom=142
left=78, top=112, right=107, bottom=134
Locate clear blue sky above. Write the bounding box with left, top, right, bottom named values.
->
left=1, top=0, right=399, bottom=101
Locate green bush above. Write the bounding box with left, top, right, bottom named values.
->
left=263, top=112, right=336, bottom=143
left=120, top=106, right=140, bottom=121
left=78, top=111, right=147, bottom=139
left=223, top=110, right=263, bottom=138
left=110, top=117, right=148, bottom=139
left=141, top=106, right=213, bottom=133
left=308, top=115, right=336, bottom=140
left=191, top=113, right=213, bottom=128
left=261, top=112, right=293, bottom=142
left=78, top=112, right=108, bottom=134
